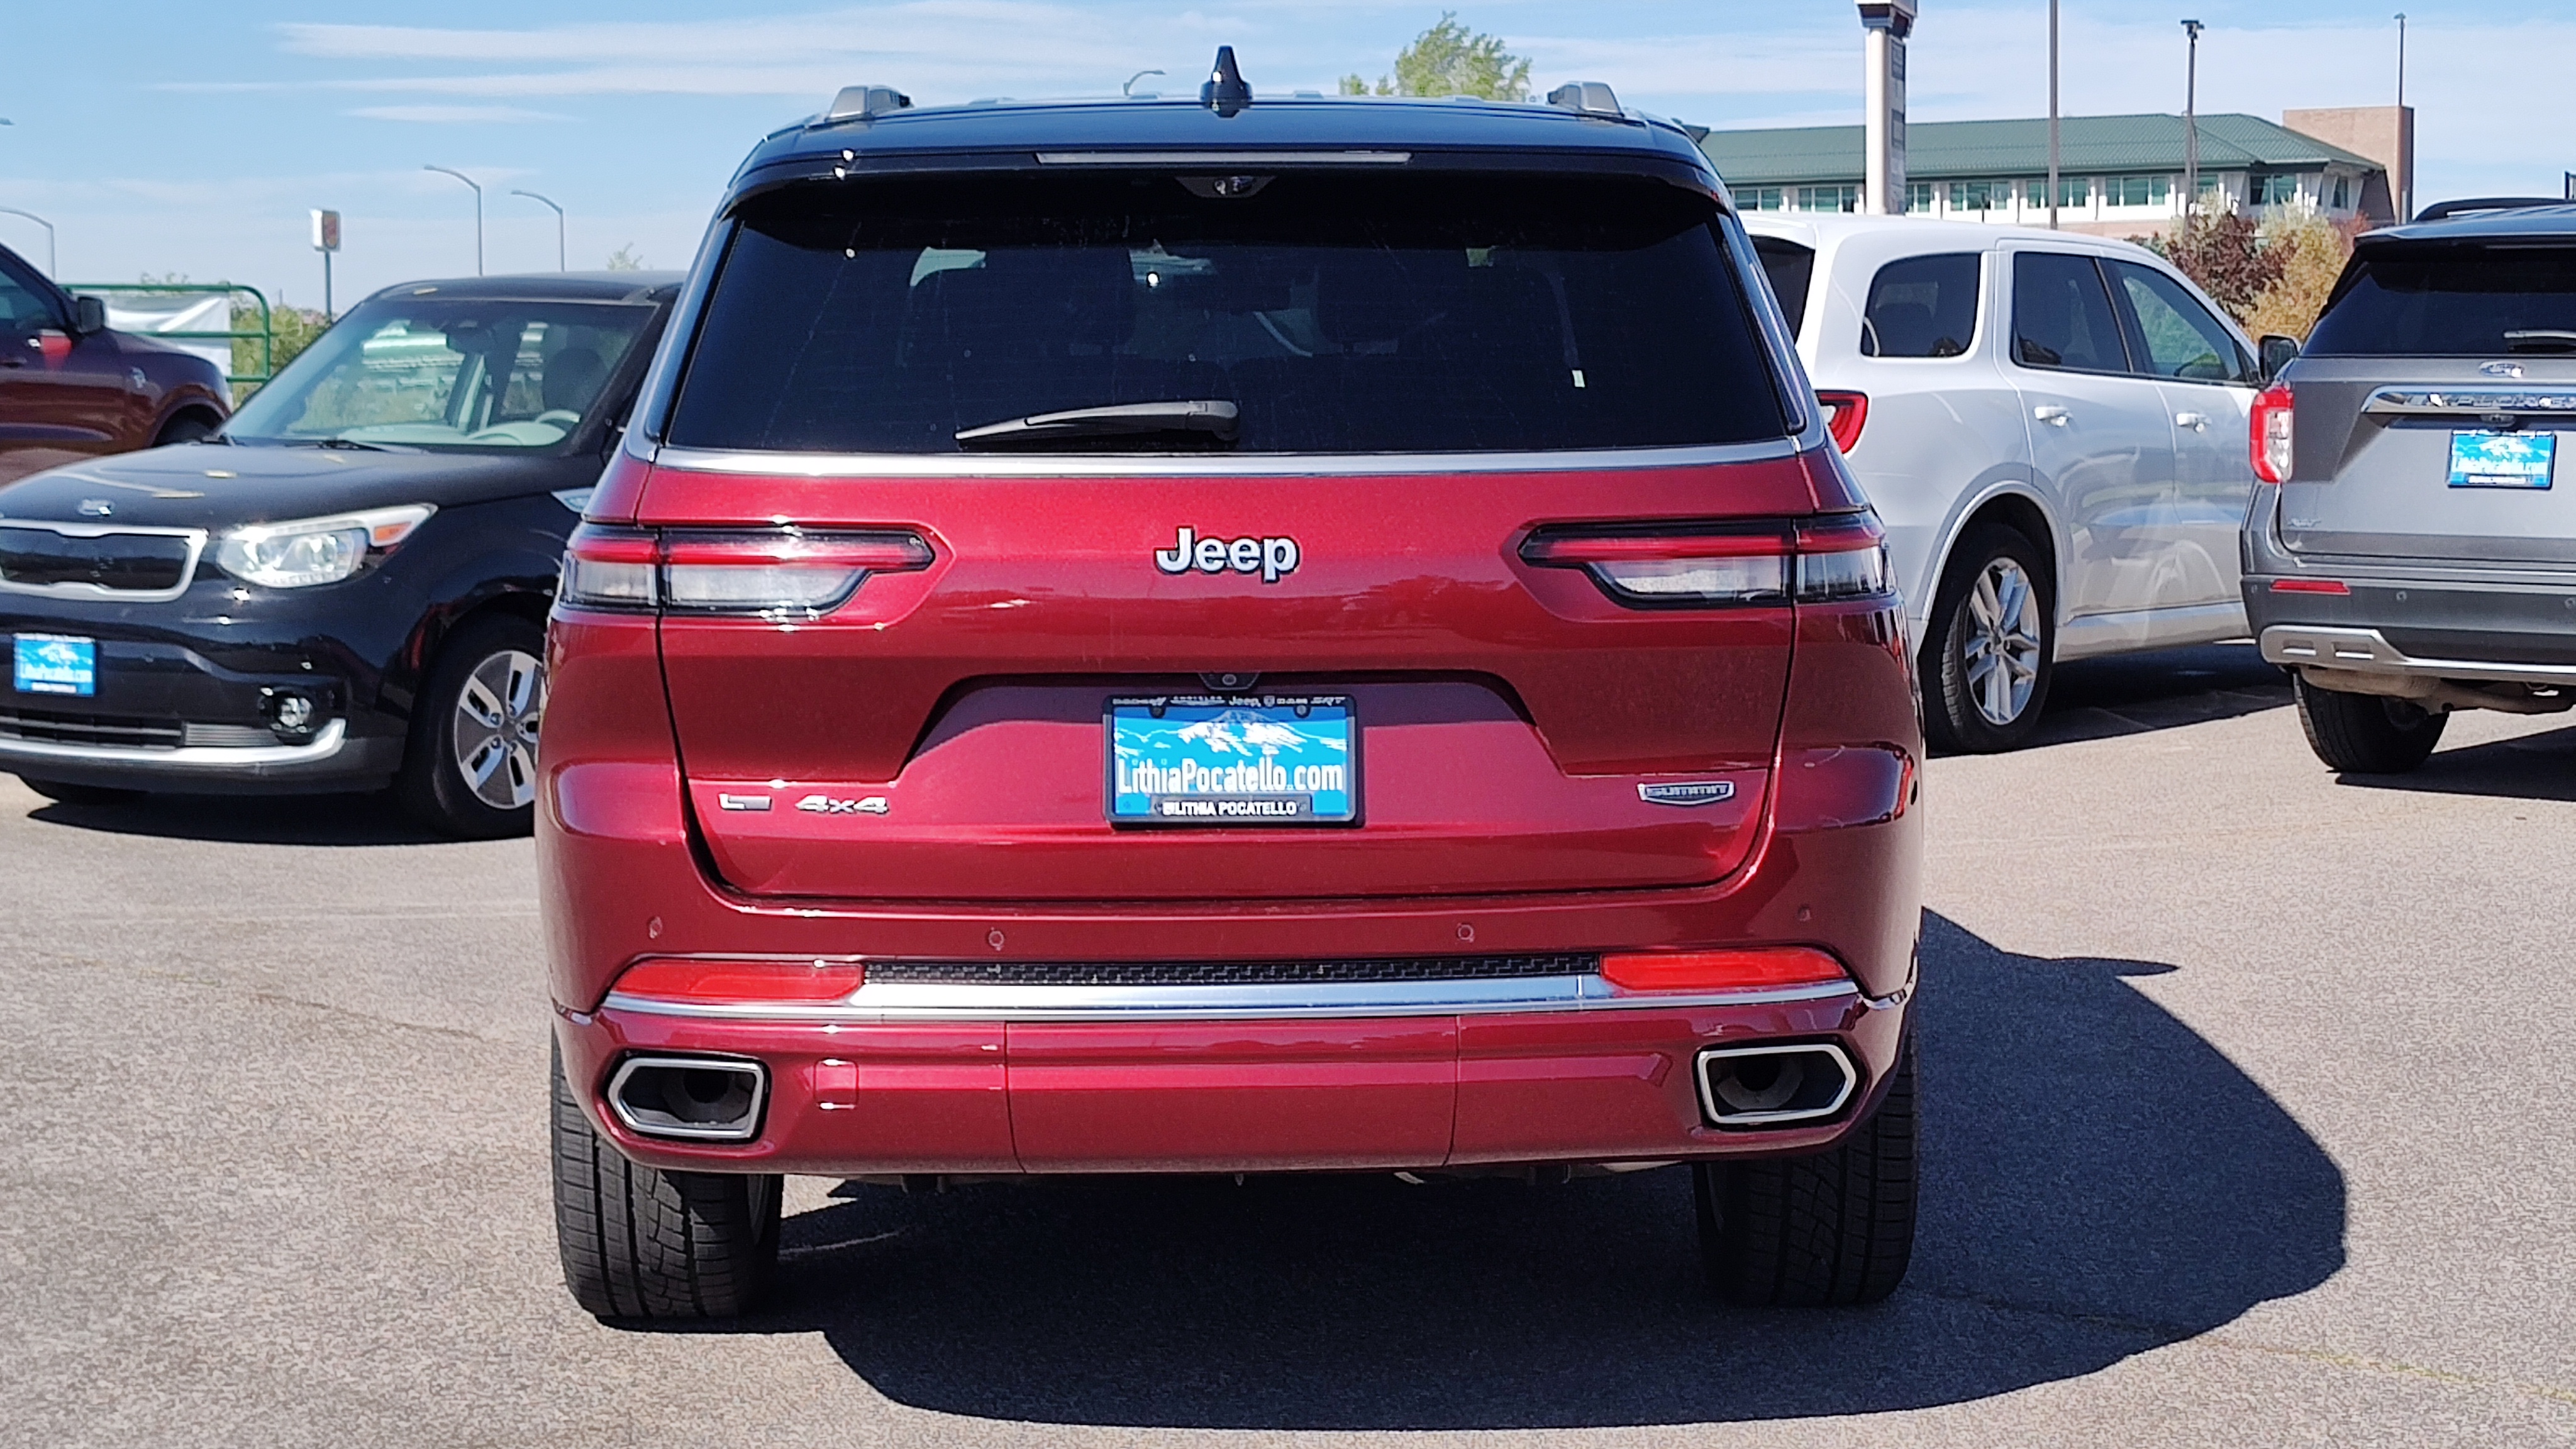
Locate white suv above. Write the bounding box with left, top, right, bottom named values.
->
left=1746, top=214, right=2272, bottom=749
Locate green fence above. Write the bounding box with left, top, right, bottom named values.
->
left=65, top=282, right=275, bottom=396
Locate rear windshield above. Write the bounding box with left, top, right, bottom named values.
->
left=2308, top=244, right=2576, bottom=356
left=665, top=172, right=1792, bottom=455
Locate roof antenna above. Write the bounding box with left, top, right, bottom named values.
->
left=1201, top=46, right=1252, bottom=116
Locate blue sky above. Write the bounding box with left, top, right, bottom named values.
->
left=4, top=2, right=2567, bottom=309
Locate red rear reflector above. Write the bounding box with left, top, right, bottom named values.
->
left=1599, top=947, right=1850, bottom=993
left=1816, top=390, right=1869, bottom=453
left=2270, top=579, right=2350, bottom=594
left=613, top=957, right=869, bottom=1004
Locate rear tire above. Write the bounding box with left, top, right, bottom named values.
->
left=551, top=1041, right=781, bottom=1321
left=1921, top=524, right=2054, bottom=753
left=1695, top=1040, right=1916, bottom=1307
left=396, top=614, right=547, bottom=839
left=16, top=776, right=144, bottom=806
left=2294, top=675, right=2446, bottom=774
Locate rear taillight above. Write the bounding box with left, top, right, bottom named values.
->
left=2251, top=384, right=2294, bottom=484
left=1521, top=513, right=1890, bottom=609
left=1600, top=947, right=1850, bottom=994
left=1816, top=390, right=1869, bottom=453
left=560, top=525, right=933, bottom=618
left=611, top=956, right=869, bottom=1005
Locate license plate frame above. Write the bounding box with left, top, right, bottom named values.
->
left=2448, top=430, right=2556, bottom=490
left=1106, top=694, right=1360, bottom=827
left=12, top=633, right=96, bottom=697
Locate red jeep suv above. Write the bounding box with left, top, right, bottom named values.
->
left=541, top=64, right=1924, bottom=1320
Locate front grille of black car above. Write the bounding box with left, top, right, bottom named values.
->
left=0, top=708, right=184, bottom=750
left=0, top=526, right=195, bottom=593
left=864, top=954, right=1601, bottom=987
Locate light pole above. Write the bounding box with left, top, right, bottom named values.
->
left=511, top=190, right=566, bottom=272
left=423, top=165, right=484, bottom=275
left=2047, top=0, right=2061, bottom=230
left=2181, top=19, right=2204, bottom=230
left=1122, top=69, right=1164, bottom=97
left=0, top=206, right=55, bottom=276
left=2395, top=12, right=2410, bottom=220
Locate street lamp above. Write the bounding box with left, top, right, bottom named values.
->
left=1122, top=69, right=1164, bottom=97
left=511, top=189, right=566, bottom=272
left=0, top=206, right=55, bottom=276
left=423, top=164, right=484, bottom=275
left=2395, top=12, right=2411, bottom=220
left=2181, top=19, right=2204, bottom=230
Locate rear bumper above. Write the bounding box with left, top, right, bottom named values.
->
left=556, top=977, right=1909, bottom=1176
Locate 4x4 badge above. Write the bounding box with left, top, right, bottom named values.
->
left=797, top=794, right=889, bottom=815
left=1154, top=526, right=1301, bottom=584
left=1639, top=781, right=1735, bottom=807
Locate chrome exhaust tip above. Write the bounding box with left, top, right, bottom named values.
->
left=1694, top=1043, right=1857, bottom=1128
left=606, top=1055, right=769, bottom=1142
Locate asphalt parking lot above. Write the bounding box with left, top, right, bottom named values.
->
left=5, top=642, right=2573, bottom=1448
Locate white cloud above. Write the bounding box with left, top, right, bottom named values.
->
left=346, top=104, right=572, bottom=124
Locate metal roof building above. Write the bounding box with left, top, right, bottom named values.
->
left=1697, top=111, right=2394, bottom=236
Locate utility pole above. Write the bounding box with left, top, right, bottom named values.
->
left=512, top=190, right=566, bottom=272
left=2395, top=13, right=2411, bottom=220
left=2181, top=19, right=2204, bottom=230
left=423, top=165, right=483, bottom=275
left=2047, top=0, right=2061, bottom=230
left=1857, top=1, right=1920, bottom=216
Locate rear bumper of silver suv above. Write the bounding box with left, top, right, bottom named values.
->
left=2245, top=568, right=2576, bottom=713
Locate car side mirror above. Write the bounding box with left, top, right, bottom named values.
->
left=71, top=295, right=108, bottom=335
left=2258, top=333, right=2301, bottom=384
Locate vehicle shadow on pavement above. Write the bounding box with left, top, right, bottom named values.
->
left=17, top=790, right=447, bottom=846
left=2006, top=641, right=2291, bottom=753
left=2333, top=721, right=2576, bottom=802
left=667, top=911, right=2346, bottom=1428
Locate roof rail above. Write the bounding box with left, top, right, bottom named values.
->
left=824, top=85, right=911, bottom=123
left=2412, top=196, right=2573, bottom=223
left=1546, top=82, right=1623, bottom=118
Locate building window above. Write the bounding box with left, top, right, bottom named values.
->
left=1797, top=184, right=1858, bottom=214
left=1951, top=180, right=2005, bottom=214
left=2332, top=174, right=2351, bottom=209
left=2024, top=176, right=2091, bottom=209
left=2258, top=174, right=2301, bottom=206
left=1907, top=182, right=1936, bottom=214
left=1742, top=187, right=1786, bottom=211
left=2107, top=175, right=2171, bottom=208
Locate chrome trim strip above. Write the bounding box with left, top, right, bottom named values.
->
left=0, top=718, right=347, bottom=769
left=645, top=438, right=1806, bottom=479
left=0, top=519, right=208, bottom=604
left=1035, top=150, right=1412, bottom=166
left=599, top=974, right=1860, bottom=1023
left=605, top=1055, right=768, bottom=1143
left=1694, top=1042, right=1857, bottom=1127
left=2260, top=624, right=2576, bottom=684
left=2363, top=388, right=2576, bottom=416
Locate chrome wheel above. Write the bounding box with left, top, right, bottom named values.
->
left=452, top=648, right=544, bottom=811
left=1960, top=558, right=2043, bottom=726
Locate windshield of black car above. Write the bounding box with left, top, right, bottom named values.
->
left=225, top=299, right=651, bottom=449
left=663, top=171, right=1792, bottom=454
left=2307, top=243, right=2576, bottom=355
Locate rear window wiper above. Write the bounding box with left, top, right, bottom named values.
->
left=955, top=400, right=1239, bottom=448
left=2504, top=330, right=2576, bottom=353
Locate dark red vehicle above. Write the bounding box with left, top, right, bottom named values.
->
left=0, top=244, right=228, bottom=482
left=541, top=63, right=1924, bottom=1320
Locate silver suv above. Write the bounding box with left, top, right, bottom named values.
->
left=2244, top=201, right=2576, bottom=772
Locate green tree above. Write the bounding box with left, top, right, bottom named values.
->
left=1343, top=13, right=1533, bottom=101
left=605, top=243, right=645, bottom=271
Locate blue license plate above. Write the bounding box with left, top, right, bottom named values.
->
left=2448, top=430, right=2555, bottom=489
left=12, top=634, right=96, bottom=697
left=1108, top=696, right=1358, bottom=824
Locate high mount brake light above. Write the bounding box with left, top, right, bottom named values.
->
left=2251, top=384, right=2294, bottom=484
left=1599, top=947, right=1850, bottom=994
left=1816, top=390, right=1869, bottom=453
left=613, top=957, right=869, bottom=1004
left=560, top=525, right=933, bottom=617
left=1521, top=514, right=1891, bottom=608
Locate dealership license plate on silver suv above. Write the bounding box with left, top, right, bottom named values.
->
left=2448, top=430, right=2556, bottom=489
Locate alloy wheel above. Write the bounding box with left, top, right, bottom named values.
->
left=1960, top=557, right=2043, bottom=726
left=452, top=648, right=545, bottom=810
